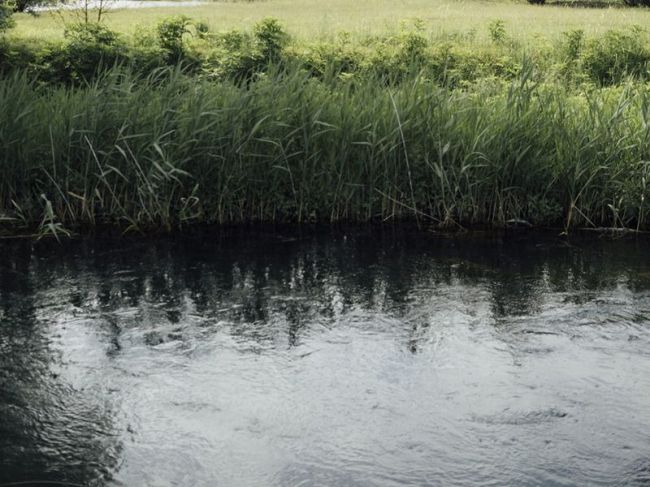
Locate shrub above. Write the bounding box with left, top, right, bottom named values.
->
left=130, top=28, right=167, bottom=72
left=554, top=29, right=587, bottom=84
left=12, top=0, right=48, bottom=12
left=37, top=23, right=127, bottom=82
left=65, top=23, right=125, bottom=80
left=4, top=18, right=650, bottom=91
left=363, top=31, right=429, bottom=83
left=488, top=20, right=507, bottom=44
left=0, top=2, right=14, bottom=32
left=582, top=28, right=650, bottom=85
left=562, top=29, right=584, bottom=61
left=157, top=15, right=192, bottom=63
left=202, top=18, right=289, bottom=82
left=253, top=17, right=289, bottom=61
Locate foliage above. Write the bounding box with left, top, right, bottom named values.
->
left=1, top=66, right=650, bottom=232
left=2, top=18, right=650, bottom=88
left=12, top=0, right=48, bottom=12
left=1, top=18, right=650, bottom=233
left=562, top=29, right=584, bottom=61
left=488, top=19, right=507, bottom=44
left=0, top=1, right=14, bottom=33
left=45, top=22, right=127, bottom=82
left=157, top=15, right=192, bottom=63
left=581, top=27, right=650, bottom=85
left=253, top=17, right=289, bottom=61
left=200, top=18, right=291, bottom=81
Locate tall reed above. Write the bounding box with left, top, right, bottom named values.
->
left=1, top=66, right=649, bottom=232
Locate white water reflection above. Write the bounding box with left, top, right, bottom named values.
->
left=33, top=0, right=203, bottom=11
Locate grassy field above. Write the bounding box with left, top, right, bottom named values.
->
left=9, top=0, right=650, bottom=42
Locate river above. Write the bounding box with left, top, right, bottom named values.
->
left=1, top=228, right=649, bottom=486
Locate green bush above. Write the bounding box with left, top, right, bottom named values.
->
left=0, top=2, right=14, bottom=32
left=201, top=18, right=289, bottom=81
left=157, top=15, right=192, bottom=63
left=130, top=28, right=167, bottom=72
left=562, top=29, right=584, bottom=62
left=582, top=28, right=650, bottom=85
left=253, top=17, right=289, bottom=61
left=3, top=18, right=650, bottom=90
left=488, top=20, right=507, bottom=44
left=42, top=22, right=128, bottom=82
left=284, top=37, right=363, bottom=80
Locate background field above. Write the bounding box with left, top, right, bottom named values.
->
left=9, top=0, right=650, bottom=42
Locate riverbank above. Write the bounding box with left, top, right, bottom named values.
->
left=1, top=64, right=650, bottom=236
left=2, top=14, right=650, bottom=236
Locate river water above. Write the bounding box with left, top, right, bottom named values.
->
left=33, top=0, right=204, bottom=11
left=1, top=228, right=649, bottom=486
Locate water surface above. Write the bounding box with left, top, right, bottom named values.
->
left=34, top=0, right=203, bottom=11
left=1, top=228, right=649, bottom=486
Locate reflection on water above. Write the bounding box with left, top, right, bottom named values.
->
left=1, top=228, right=650, bottom=486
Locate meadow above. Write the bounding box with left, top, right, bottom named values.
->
left=8, top=0, right=650, bottom=42
left=2, top=0, right=650, bottom=235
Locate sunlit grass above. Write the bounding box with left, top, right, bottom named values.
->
left=9, top=0, right=650, bottom=43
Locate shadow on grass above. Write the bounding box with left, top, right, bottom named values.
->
left=531, top=0, right=643, bottom=8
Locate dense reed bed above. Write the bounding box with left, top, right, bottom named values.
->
left=1, top=65, right=649, bottom=234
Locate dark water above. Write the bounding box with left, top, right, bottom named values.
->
left=1, top=228, right=650, bottom=486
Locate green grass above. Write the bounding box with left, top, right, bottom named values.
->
left=3, top=0, right=650, bottom=235
left=9, top=0, right=650, bottom=43
left=1, top=66, right=650, bottom=234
